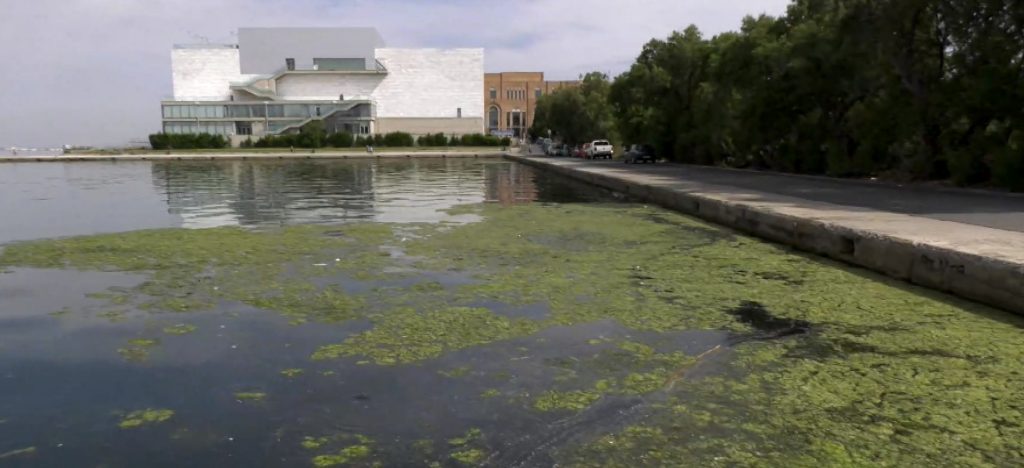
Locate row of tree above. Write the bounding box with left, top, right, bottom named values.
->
left=531, top=0, right=1024, bottom=190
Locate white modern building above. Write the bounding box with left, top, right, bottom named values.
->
left=162, top=27, right=484, bottom=145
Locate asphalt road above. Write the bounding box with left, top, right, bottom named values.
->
left=552, top=156, right=1024, bottom=233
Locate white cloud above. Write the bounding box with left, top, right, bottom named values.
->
left=0, top=0, right=790, bottom=147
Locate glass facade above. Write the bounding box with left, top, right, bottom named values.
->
left=163, top=121, right=234, bottom=135
left=162, top=103, right=374, bottom=136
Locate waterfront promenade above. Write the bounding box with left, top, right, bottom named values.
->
left=508, top=154, right=1024, bottom=315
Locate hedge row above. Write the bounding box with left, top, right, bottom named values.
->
left=248, top=132, right=511, bottom=148
left=149, top=133, right=229, bottom=150
left=151, top=131, right=512, bottom=150
left=416, top=133, right=510, bottom=147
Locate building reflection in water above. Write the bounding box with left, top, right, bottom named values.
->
left=149, top=159, right=544, bottom=228
left=484, top=162, right=539, bottom=205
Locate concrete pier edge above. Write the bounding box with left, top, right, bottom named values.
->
left=507, top=154, right=1024, bottom=315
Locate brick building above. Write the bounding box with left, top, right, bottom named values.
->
left=484, top=72, right=577, bottom=139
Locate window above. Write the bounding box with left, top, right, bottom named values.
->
left=488, top=106, right=500, bottom=129
left=490, top=88, right=497, bottom=99
left=457, top=107, right=462, bottom=118
left=285, top=58, right=295, bottom=71
left=535, top=88, right=542, bottom=99
left=235, top=121, right=253, bottom=135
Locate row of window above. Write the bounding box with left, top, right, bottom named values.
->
left=163, top=122, right=235, bottom=135
left=488, top=107, right=526, bottom=128
left=489, top=88, right=543, bottom=101
left=162, top=103, right=372, bottom=120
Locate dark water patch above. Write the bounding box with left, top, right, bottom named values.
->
left=0, top=268, right=145, bottom=321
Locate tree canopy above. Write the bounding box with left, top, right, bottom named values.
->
left=538, top=0, right=1024, bottom=190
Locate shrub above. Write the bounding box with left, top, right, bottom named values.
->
left=381, top=132, right=415, bottom=147
left=992, top=130, right=1024, bottom=192
left=254, top=134, right=300, bottom=148
left=327, top=132, right=355, bottom=148
left=417, top=133, right=450, bottom=147
left=458, top=133, right=503, bottom=146
left=149, top=133, right=228, bottom=150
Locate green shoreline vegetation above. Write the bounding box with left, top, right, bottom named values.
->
left=1, top=202, right=1021, bottom=464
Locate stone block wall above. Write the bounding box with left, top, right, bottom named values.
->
left=172, top=47, right=257, bottom=101
left=374, top=48, right=484, bottom=120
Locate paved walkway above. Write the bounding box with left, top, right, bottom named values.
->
left=585, top=160, right=1024, bottom=233
left=509, top=154, right=1024, bottom=315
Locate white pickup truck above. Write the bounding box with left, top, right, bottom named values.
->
left=585, top=140, right=614, bottom=159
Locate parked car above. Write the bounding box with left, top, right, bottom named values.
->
left=545, top=143, right=561, bottom=156
left=586, top=140, right=614, bottom=159
left=575, top=145, right=588, bottom=158
left=623, top=144, right=657, bottom=164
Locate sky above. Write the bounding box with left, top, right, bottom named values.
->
left=0, top=0, right=791, bottom=148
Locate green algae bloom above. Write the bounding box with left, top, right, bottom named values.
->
left=312, top=444, right=372, bottom=467
left=3, top=199, right=1024, bottom=464
left=447, top=428, right=488, bottom=465
left=447, top=428, right=482, bottom=447
left=312, top=307, right=539, bottom=365
left=534, top=390, right=602, bottom=412
left=451, top=448, right=486, bottom=465
left=280, top=368, right=304, bottom=378
left=302, top=437, right=329, bottom=450
left=117, top=338, right=160, bottom=363
left=99, top=310, right=128, bottom=323
left=234, top=392, right=267, bottom=402
left=162, top=324, right=197, bottom=335
left=119, top=409, right=174, bottom=429
left=480, top=389, right=501, bottom=398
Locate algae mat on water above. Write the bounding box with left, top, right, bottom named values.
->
left=1, top=202, right=1022, bottom=466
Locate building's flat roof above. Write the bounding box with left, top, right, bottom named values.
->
left=173, top=44, right=239, bottom=49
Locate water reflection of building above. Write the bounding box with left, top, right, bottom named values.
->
left=150, top=159, right=535, bottom=227
left=151, top=161, right=375, bottom=228
left=484, top=162, right=538, bottom=205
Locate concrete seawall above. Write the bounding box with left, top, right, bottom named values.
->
left=0, top=151, right=506, bottom=163
left=507, top=155, right=1024, bottom=315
